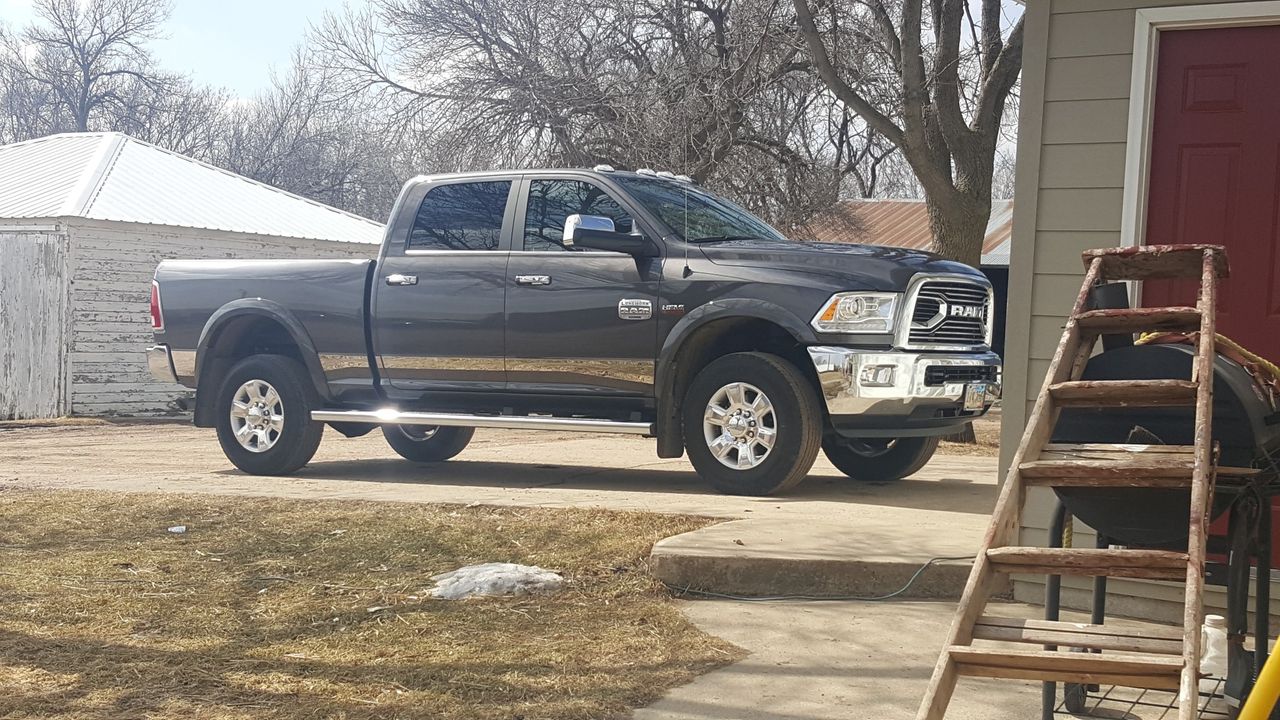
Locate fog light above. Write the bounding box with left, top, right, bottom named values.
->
left=859, top=365, right=896, bottom=387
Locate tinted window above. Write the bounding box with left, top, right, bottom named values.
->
left=408, top=181, right=511, bottom=251
left=523, top=179, right=634, bottom=251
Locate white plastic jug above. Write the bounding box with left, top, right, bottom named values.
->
left=1199, top=614, right=1229, bottom=710
left=1201, top=614, right=1228, bottom=678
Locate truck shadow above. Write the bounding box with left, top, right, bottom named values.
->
left=264, top=457, right=998, bottom=516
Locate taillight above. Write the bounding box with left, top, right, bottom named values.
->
left=150, top=280, right=164, bottom=331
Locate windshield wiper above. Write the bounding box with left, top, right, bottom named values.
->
left=688, top=234, right=764, bottom=243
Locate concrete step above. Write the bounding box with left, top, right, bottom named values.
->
left=650, top=510, right=999, bottom=600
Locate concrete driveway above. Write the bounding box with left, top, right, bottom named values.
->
left=0, top=422, right=998, bottom=519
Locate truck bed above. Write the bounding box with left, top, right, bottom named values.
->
left=154, top=258, right=375, bottom=384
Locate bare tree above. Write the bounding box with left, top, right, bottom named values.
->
left=309, top=0, right=912, bottom=226
left=0, top=0, right=175, bottom=133
left=793, top=0, right=1023, bottom=265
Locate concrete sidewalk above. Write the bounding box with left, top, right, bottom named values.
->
left=635, top=599, right=1044, bottom=720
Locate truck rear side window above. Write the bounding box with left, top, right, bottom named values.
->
left=408, top=181, right=511, bottom=251
left=523, top=179, right=633, bottom=252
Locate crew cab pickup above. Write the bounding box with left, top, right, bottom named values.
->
left=148, top=168, right=1000, bottom=495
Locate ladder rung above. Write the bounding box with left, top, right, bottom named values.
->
left=986, top=548, right=1189, bottom=580
left=1075, top=307, right=1201, bottom=334
left=1083, top=244, right=1228, bottom=281
left=1021, top=444, right=1258, bottom=487
left=948, top=646, right=1183, bottom=690
left=1049, top=379, right=1198, bottom=407
left=972, top=616, right=1184, bottom=655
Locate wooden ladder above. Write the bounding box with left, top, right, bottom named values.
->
left=917, top=244, right=1241, bottom=720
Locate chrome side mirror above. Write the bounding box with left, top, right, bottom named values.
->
left=563, top=214, right=615, bottom=248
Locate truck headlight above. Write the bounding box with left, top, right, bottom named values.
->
left=811, top=292, right=899, bottom=334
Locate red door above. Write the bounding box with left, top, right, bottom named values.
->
left=1143, top=25, right=1280, bottom=564
left=1144, top=25, right=1280, bottom=360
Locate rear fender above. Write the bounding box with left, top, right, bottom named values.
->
left=193, top=300, right=330, bottom=426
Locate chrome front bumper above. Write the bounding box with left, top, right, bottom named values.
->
left=147, top=344, right=179, bottom=384
left=807, top=346, right=1001, bottom=419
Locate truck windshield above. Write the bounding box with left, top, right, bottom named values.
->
left=614, top=176, right=791, bottom=244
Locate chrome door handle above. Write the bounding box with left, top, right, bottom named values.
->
left=515, top=275, right=552, bottom=286
left=385, top=274, right=418, bottom=286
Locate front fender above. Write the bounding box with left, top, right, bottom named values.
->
left=655, top=298, right=815, bottom=394
left=653, top=298, right=815, bottom=458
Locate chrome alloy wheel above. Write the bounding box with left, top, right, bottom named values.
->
left=229, top=379, right=284, bottom=453
left=702, top=382, right=777, bottom=470
left=398, top=425, right=440, bottom=441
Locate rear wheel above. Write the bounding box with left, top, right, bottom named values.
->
left=215, top=355, right=324, bottom=475
left=682, top=352, right=822, bottom=496
left=822, top=435, right=939, bottom=482
left=382, top=425, right=475, bottom=462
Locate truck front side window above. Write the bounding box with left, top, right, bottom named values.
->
left=523, top=180, right=633, bottom=252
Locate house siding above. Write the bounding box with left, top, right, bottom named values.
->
left=65, top=219, right=374, bottom=417
left=0, top=228, right=71, bottom=420
left=1004, top=0, right=1273, bottom=621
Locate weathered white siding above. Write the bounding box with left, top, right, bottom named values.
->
left=65, top=219, right=375, bottom=417
left=0, top=228, right=71, bottom=419
left=1005, top=0, right=1273, bottom=621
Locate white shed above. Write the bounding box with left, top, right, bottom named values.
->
left=0, top=132, right=385, bottom=420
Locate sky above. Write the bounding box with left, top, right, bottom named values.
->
left=0, top=0, right=350, bottom=97
left=0, top=0, right=1025, bottom=99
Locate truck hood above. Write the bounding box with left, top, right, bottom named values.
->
left=697, top=238, right=983, bottom=290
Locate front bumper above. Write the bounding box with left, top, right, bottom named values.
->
left=147, top=344, right=179, bottom=384
left=807, top=346, right=1001, bottom=436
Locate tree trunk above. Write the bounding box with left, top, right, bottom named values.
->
left=924, top=190, right=990, bottom=268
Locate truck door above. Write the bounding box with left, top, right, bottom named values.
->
left=372, top=177, right=517, bottom=394
left=504, top=176, right=662, bottom=396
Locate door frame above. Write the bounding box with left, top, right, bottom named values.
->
left=1120, top=1, right=1280, bottom=260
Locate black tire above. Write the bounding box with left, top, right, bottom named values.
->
left=215, top=354, right=324, bottom=476
left=682, top=352, right=822, bottom=496
left=822, top=435, right=939, bottom=482
left=382, top=425, right=475, bottom=462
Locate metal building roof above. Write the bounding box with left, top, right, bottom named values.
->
left=0, top=133, right=384, bottom=244
left=806, top=198, right=1014, bottom=267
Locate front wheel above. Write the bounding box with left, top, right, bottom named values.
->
left=382, top=425, right=475, bottom=462
left=682, top=352, right=822, bottom=496
left=215, top=355, right=324, bottom=476
left=821, top=435, right=939, bottom=482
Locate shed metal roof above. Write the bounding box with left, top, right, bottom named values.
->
left=0, top=133, right=384, bottom=244
left=806, top=198, right=1014, bottom=267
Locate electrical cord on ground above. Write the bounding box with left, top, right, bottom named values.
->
left=664, top=554, right=976, bottom=602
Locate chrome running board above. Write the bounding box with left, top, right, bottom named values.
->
left=311, top=408, right=653, bottom=435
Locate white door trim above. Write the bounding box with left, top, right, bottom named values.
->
left=1120, top=1, right=1280, bottom=252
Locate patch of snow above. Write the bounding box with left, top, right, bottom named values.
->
left=428, top=562, right=564, bottom=600
left=167, top=525, right=186, bottom=534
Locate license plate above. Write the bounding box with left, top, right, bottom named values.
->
left=964, top=383, right=988, bottom=412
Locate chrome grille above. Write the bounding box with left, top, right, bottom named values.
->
left=906, top=279, right=992, bottom=348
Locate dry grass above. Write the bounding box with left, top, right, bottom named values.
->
left=0, top=490, right=740, bottom=719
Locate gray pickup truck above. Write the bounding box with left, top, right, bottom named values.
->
left=148, top=168, right=1000, bottom=495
